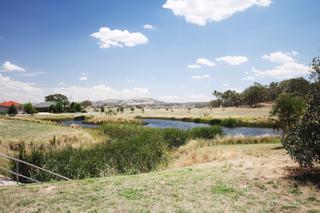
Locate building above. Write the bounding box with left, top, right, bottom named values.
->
left=0, top=101, right=22, bottom=113
left=34, top=101, right=56, bottom=112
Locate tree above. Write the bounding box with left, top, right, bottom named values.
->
left=23, top=103, right=36, bottom=115
left=212, top=90, right=223, bottom=107
left=221, top=90, right=242, bottom=107
left=70, top=102, right=82, bottom=113
left=55, top=102, right=63, bottom=113
left=282, top=57, right=320, bottom=167
left=8, top=104, right=18, bottom=116
left=130, top=107, right=135, bottom=112
left=45, top=94, right=69, bottom=110
left=243, top=84, right=267, bottom=107
left=279, top=78, right=310, bottom=98
left=270, top=93, right=305, bottom=135
left=100, top=106, right=105, bottom=113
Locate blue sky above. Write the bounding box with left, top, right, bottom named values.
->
left=0, top=0, right=319, bottom=103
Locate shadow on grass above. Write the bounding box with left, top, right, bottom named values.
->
left=272, top=146, right=284, bottom=150
left=285, top=167, right=320, bottom=188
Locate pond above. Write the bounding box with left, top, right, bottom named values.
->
left=60, top=120, right=99, bottom=129
left=60, top=118, right=280, bottom=137
left=143, top=119, right=279, bottom=137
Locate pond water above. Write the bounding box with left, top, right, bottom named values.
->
left=60, top=118, right=280, bottom=137
left=143, top=119, right=279, bottom=137
left=60, top=120, right=99, bottom=129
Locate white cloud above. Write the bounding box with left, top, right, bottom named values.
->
left=79, top=76, right=88, bottom=81
left=222, top=83, right=229, bottom=87
left=91, top=27, right=148, bottom=48
left=253, top=51, right=309, bottom=79
left=1, top=61, right=25, bottom=72
left=252, top=63, right=309, bottom=79
left=163, top=0, right=272, bottom=26
left=192, top=74, right=210, bottom=79
left=188, top=58, right=215, bottom=69
left=216, top=56, right=248, bottom=65
left=0, top=74, right=44, bottom=102
left=188, top=64, right=202, bottom=69
left=122, top=88, right=150, bottom=98
left=262, top=51, right=295, bottom=64
left=54, top=85, right=150, bottom=102
left=143, top=24, right=155, bottom=30
left=196, top=58, right=215, bottom=67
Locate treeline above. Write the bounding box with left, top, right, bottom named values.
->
left=211, top=77, right=311, bottom=108
left=44, top=94, right=92, bottom=113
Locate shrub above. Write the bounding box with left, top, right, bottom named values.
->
left=8, top=105, right=17, bottom=116
left=270, top=93, right=305, bottom=134
left=190, top=126, right=223, bottom=139
left=74, top=115, right=86, bottom=121
left=23, top=103, right=36, bottom=115
left=161, top=128, right=189, bottom=148
left=221, top=118, right=238, bottom=128
left=282, top=57, right=320, bottom=167
left=209, top=119, right=222, bottom=125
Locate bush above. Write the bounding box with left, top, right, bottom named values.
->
left=8, top=105, right=17, bottom=116
left=221, top=118, right=238, bottom=127
left=23, top=103, right=36, bottom=115
left=282, top=84, right=320, bottom=167
left=74, top=115, right=86, bottom=121
left=209, top=119, right=222, bottom=125
left=161, top=128, right=189, bottom=148
left=282, top=57, right=320, bottom=167
left=190, top=126, right=223, bottom=139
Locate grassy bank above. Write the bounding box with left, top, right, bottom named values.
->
left=0, top=118, right=98, bottom=153
left=8, top=124, right=223, bottom=182
left=1, top=143, right=319, bottom=212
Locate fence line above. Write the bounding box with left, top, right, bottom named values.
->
left=0, top=152, right=71, bottom=183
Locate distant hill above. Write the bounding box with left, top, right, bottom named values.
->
left=93, top=98, right=208, bottom=107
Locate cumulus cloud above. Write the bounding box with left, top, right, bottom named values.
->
left=262, top=51, right=295, bottom=64
left=188, top=58, right=215, bottom=69
left=251, top=63, right=309, bottom=79
left=1, top=61, right=25, bottom=72
left=0, top=74, right=44, bottom=102
left=122, top=88, right=150, bottom=98
left=216, top=56, right=248, bottom=65
left=91, top=27, right=148, bottom=48
left=253, top=51, right=309, bottom=79
left=163, top=0, right=272, bottom=26
left=143, top=24, right=155, bottom=30
left=192, top=74, right=210, bottom=79
left=79, top=76, right=88, bottom=81
left=54, top=85, right=150, bottom=102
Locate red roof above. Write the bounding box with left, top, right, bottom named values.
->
left=0, top=101, right=21, bottom=107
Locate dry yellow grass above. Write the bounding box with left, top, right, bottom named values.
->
left=0, top=118, right=98, bottom=154
left=122, top=104, right=272, bottom=119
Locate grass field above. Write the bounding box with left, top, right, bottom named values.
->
left=1, top=143, right=319, bottom=212
left=0, top=118, right=98, bottom=153
left=123, top=104, right=272, bottom=119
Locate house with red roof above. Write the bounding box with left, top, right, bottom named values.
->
left=0, top=101, right=21, bottom=114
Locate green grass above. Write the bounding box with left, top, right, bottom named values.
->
left=0, top=144, right=319, bottom=212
